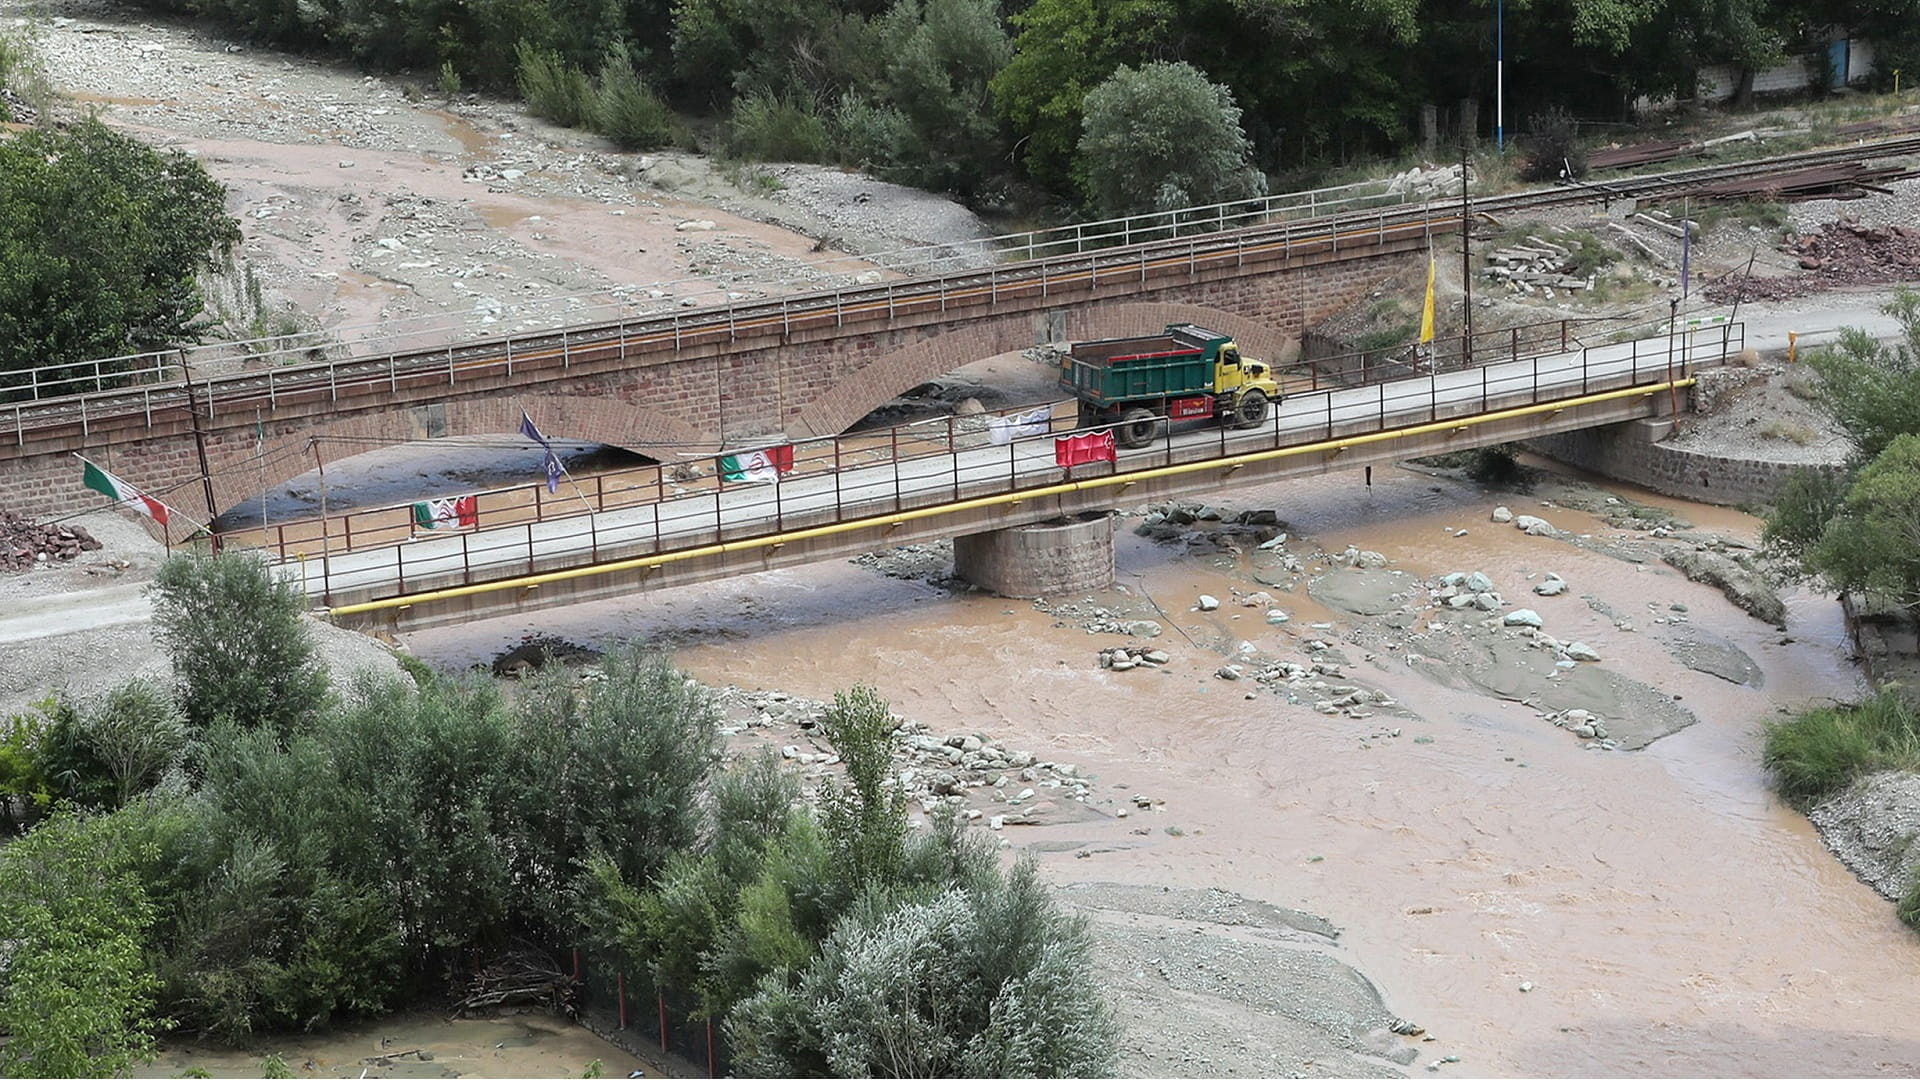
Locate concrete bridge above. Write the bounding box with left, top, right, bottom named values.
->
left=288, top=326, right=1737, bottom=633
left=0, top=206, right=1452, bottom=532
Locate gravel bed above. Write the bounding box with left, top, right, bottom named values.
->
left=1807, top=769, right=1920, bottom=902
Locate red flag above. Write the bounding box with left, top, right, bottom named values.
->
left=766, top=443, right=795, bottom=473
left=1054, top=431, right=1117, bottom=468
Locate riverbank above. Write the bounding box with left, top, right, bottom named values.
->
left=403, top=459, right=1919, bottom=1076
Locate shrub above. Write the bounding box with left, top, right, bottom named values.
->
left=1467, top=445, right=1524, bottom=486
left=1763, top=691, right=1920, bottom=806
left=727, top=857, right=1118, bottom=1078
left=592, top=48, right=675, bottom=150
left=0, top=810, right=165, bottom=1077
left=150, top=551, right=329, bottom=735
left=437, top=60, right=462, bottom=98
left=1901, top=875, right=1920, bottom=932
left=725, top=90, right=832, bottom=162
left=1520, top=106, right=1585, bottom=182
left=516, top=39, right=595, bottom=128
left=85, top=680, right=191, bottom=807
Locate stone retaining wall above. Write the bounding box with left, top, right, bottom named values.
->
left=1527, top=418, right=1846, bottom=507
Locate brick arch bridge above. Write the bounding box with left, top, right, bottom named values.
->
left=789, top=301, right=1302, bottom=439
left=199, top=393, right=710, bottom=521
left=1, top=225, right=1429, bottom=529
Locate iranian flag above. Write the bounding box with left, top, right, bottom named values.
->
left=720, top=444, right=795, bottom=484
left=412, top=495, right=478, bottom=530
left=81, top=460, right=170, bottom=524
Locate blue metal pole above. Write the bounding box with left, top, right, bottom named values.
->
left=1495, top=0, right=1505, bottom=150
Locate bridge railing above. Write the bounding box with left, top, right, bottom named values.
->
left=0, top=175, right=1420, bottom=407
left=261, top=322, right=1740, bottom=606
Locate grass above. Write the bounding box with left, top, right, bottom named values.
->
left=1763, top=690, right=1920, bottom=807
left=1683, top=198, right=1791, bottom=239
left=1783, top=366, right=1822, bottom=401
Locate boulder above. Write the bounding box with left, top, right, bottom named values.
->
left=1533, top=574, right=1568, bottom=596
left=1465, top=571, right=1496, bottom=593
left=1564, top=641, right=1601, bottom=662
left=1197, top=594, right=1221, bottom=611
left=1491, top=506, right=1514, bottom=523
left=1503, top=609, right=1544, bottom=628
left=1514, top=514, right=1554, bottom=535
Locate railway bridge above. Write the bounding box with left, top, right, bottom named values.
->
left=0, top=204, right=1450, bottom=531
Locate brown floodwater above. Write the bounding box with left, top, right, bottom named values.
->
left=408, top=462, right=1920, bottom=1078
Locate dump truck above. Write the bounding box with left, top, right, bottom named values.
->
left=1058, top=324, right=1281, bottom=449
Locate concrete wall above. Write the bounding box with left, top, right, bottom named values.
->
left=953, top=513, right=1115, bottom=598
left=1527, top=418, right=1846, bottom=507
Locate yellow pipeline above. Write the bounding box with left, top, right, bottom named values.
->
left=325, top=377, right=1692, bottom=619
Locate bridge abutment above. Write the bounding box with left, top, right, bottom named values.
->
left=953, top=512, right=1115, bottom=598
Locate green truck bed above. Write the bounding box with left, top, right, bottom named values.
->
left=1058, top=327, right=1227, bottom=405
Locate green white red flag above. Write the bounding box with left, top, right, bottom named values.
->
left=720, top=445, right=795, bottom=484
left=412, top=496, right=478, bottom=530
left=81, top=460, right=170, bottom=524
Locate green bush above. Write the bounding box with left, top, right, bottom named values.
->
left=592, top=48, right=675, bottom=150
left=516, top=39, right=595, bottom=128
left=725, top=91, right=832, bottom=163
left=1763, top=691, right=1920, bottom=806
left=0, top=810, right=165, bottom=1077
left=150, top=551, right=329, bottom=736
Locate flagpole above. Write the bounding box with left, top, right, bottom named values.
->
left=71, top=452, right=201, bottom=547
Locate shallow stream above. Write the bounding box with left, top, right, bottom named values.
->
left=401, top=460, right=1919, bottom=1077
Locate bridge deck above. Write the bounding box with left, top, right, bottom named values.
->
left=290, top=325, right=1738, bottom=627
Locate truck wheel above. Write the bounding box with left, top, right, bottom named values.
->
left=1117, top=407, right=1158, bottom=449
left=1233, top=389, right=1269, bottom=429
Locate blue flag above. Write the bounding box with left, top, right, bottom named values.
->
left=544, top=449, right=562, bottom=494
left=518, top=410, right=549, bottom=448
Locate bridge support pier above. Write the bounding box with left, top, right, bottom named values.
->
left=953, top=512, right=1114, bottom=598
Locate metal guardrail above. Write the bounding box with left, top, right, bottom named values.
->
left=273, top=322, right=1742, bottom=607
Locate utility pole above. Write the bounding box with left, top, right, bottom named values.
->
left=180, top=352, right=221, bottom=552
left=1461, top=142, right=1474, bottom=366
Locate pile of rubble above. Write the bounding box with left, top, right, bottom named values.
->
left=1706, top=218, right=1920, bottom=302
left=1, top=511, right=103, bottom=572
left=715, top=687, right=1099, bottom=827
left=1483, top=239, right=1594, bottom=296
left=1098, top=645, right=1170, bottom=670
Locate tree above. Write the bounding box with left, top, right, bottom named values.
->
left=149, top=552, right=330, bottom=736
left=989, top=0, right=1175, bottom=188
left=1076, top=60, right=1265, bottom=218
left=593, top=46, right=678, bottom=149
left=1803, top=434, right=1920, bottom=608
left=0, top=118, right=239, bottom=392
left=856, top=0, right=1011, bottom=195
left=1803, top=291, right=1920, bottom=465
left=0, top=811, right=165, bottom=1077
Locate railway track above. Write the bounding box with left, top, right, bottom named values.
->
left=7, top=134, right=1920, bottom=446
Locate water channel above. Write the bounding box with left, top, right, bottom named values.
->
left=393, top=455, right=1919, bottom=1077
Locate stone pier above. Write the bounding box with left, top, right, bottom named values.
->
left=953, top=512, right=1115, bottom=598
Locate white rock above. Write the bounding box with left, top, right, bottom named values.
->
left=1491, top=506, right=1514, bottom=523
left=1503, top=609, right=1544, bottom=628
left=1197, top=594, right=1220, bottom=611
left=676, top=218, right=717, bottom=231
left=1533, top=578, right=1567, bottom=596
left=1514, top=514, right=1554, bottom=535
left=1564, top=641, right=1601, bottom=662
left=1465, top=571, right=1496, bottom=593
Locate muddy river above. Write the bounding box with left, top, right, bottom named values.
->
left=403, top=459, right=1920, bottom=1077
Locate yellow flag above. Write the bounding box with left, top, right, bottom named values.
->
left=1418, top=253, right=1437, bottom=345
